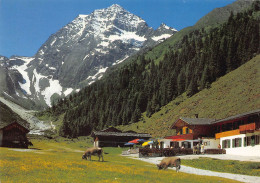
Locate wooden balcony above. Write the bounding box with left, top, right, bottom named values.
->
left=239, top=123, right=256, bottom=134
left=165, top=133, right=194, bottom=140
left=215, top=129, right=240, bottom=139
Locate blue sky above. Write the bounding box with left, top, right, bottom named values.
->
left=0, top=0, right=236, bottom=58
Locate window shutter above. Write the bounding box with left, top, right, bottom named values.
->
left=244, top=137, right=247, bottom=147
left=222, top=140, right=225, bottom=148
left=256, top=135, right=260, bottom=145
left=239, top=138, right=242, bottom=147
left=232, top=139, right=235, bottom=148
left=252, top=136, right=255, bottom=146
left=227, top=140, right=230, bottom=148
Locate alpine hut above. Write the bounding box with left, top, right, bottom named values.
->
left=91, top=127, right=151, bottom=147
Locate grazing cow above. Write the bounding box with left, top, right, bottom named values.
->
left=82, top=147, right=104, bottom=162
left=157, top=157, right=181, bottom=172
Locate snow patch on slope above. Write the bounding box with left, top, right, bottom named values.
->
left=32, top=69, right=62, bottom=106
left=11, top=57, right=34, bottom=95
left=41, top=79, right=62, bottom=106
left=108, top=27, right=146, bottom=46
left=152, top=34, right=172, bottom=41
left=64, top=88, right=73, bottom=96
left=113, top=55, right=129, bottom=65
left=87, top=67, right=109, bottom=85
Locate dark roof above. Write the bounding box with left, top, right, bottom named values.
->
left=213, top=109, right=260, bottom=124
left=92, top=131, right=151, bottom=138
left=0, top=101, right=30, bottom=131
left=0, top=121, right=30, bottom=131
left=124, top=130, right=137, bottom=133
left=179, top=117, right=215, bottom=125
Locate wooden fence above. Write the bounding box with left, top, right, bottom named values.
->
left=139, top=148, right=225, bottom=157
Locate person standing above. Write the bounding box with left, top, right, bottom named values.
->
left=201, top=143, right=205, bottom=154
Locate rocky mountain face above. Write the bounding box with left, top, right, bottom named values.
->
left=0, top=4, right=177, bottom=109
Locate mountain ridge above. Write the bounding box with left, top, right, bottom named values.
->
left=0, top=4, right=177, bottom=108
left=45, top=1, right=259, bottom=138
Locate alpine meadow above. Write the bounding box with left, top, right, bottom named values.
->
left=1, top=1, right=260, bottom=183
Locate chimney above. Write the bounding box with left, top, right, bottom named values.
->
left=195, top=114, right=199, bottom=118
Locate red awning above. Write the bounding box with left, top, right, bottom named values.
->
left=171, top=139, right=186, bottom=142
left=128, top=139, right=140, bottom=144
left=165, top=133, right=194, bottom=140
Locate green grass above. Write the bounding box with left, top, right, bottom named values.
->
left=0, top=137, right=240, bottom=183
left=182, top=158, right=260, bottom=176
left=118, top=55, right=260, bottom=137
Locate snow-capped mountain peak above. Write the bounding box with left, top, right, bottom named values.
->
left=158, top=23, right=177, bottom=32
left=1, top=4, right=177, bottom=108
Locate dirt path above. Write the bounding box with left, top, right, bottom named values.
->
left=128, top=155, right=260, bottom=183
left=0, top=97, right=53, bottom=134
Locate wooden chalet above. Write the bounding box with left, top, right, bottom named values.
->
left=166, top=117, right=216, bottom=140
left=165, top=117, right=216, bottom=148
left=164, top=109, right=260, bottom=156
left=91, top=127, right=151, bottom=147
left=0, top=121, right=30, bottom=148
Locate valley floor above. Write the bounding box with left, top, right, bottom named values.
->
left=0, top=137, right=243, bottom=183
left=127, top=154, right=260, bottom=183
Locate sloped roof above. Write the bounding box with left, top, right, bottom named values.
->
left=171, top=117, right=215, bottom=129
left=213, top=109, right=260, bottom=124
left=180, top=117, right=216, bottom=125
left=0, top=101, right=30, bottom=131
left=0, top=121, right=30, bottom=131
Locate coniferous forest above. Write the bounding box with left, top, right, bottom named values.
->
left=43, top=3, right=260, bottom=137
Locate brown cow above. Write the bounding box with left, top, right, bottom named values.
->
left=157, top=157, right=181, bottom=172
left=82, top=147, right=104, bottom=162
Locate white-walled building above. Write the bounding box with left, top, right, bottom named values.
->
left=202, top=137, right=220, bottom=150
left=214, top=109, right=260, bottom=156
left=219, top=132, right=260, bottom=156
left=163, top=109, right=260, bottom=156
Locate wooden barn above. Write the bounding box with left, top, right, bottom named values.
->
left=0, top=101, right=30, bottom=148
left=0, top=121, right=30, bottom=148
left=91, top=127, right=151, bottom=147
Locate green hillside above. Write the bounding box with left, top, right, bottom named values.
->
left=139, top=0, right=254, bottom=64
left=0, top=101, right=27, bottom=126
left=39, top=1, right=259, bottom=138
left=117, top=55, right=260, bottom=137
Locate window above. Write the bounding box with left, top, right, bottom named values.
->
left=244, top=136, right=259, bottom=146
left=203, top=141, right=210, bottom=146
left=222, top=139, right=231, bottom=148
left=248, top=114, right=259, bottom=123
left=233, top=121, right=241, bottom=129
left=232, top=138, right=242, bottom=148
left=179, top=129, right=183, bottom=135
left=186, top=128, right=189, bottom=134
